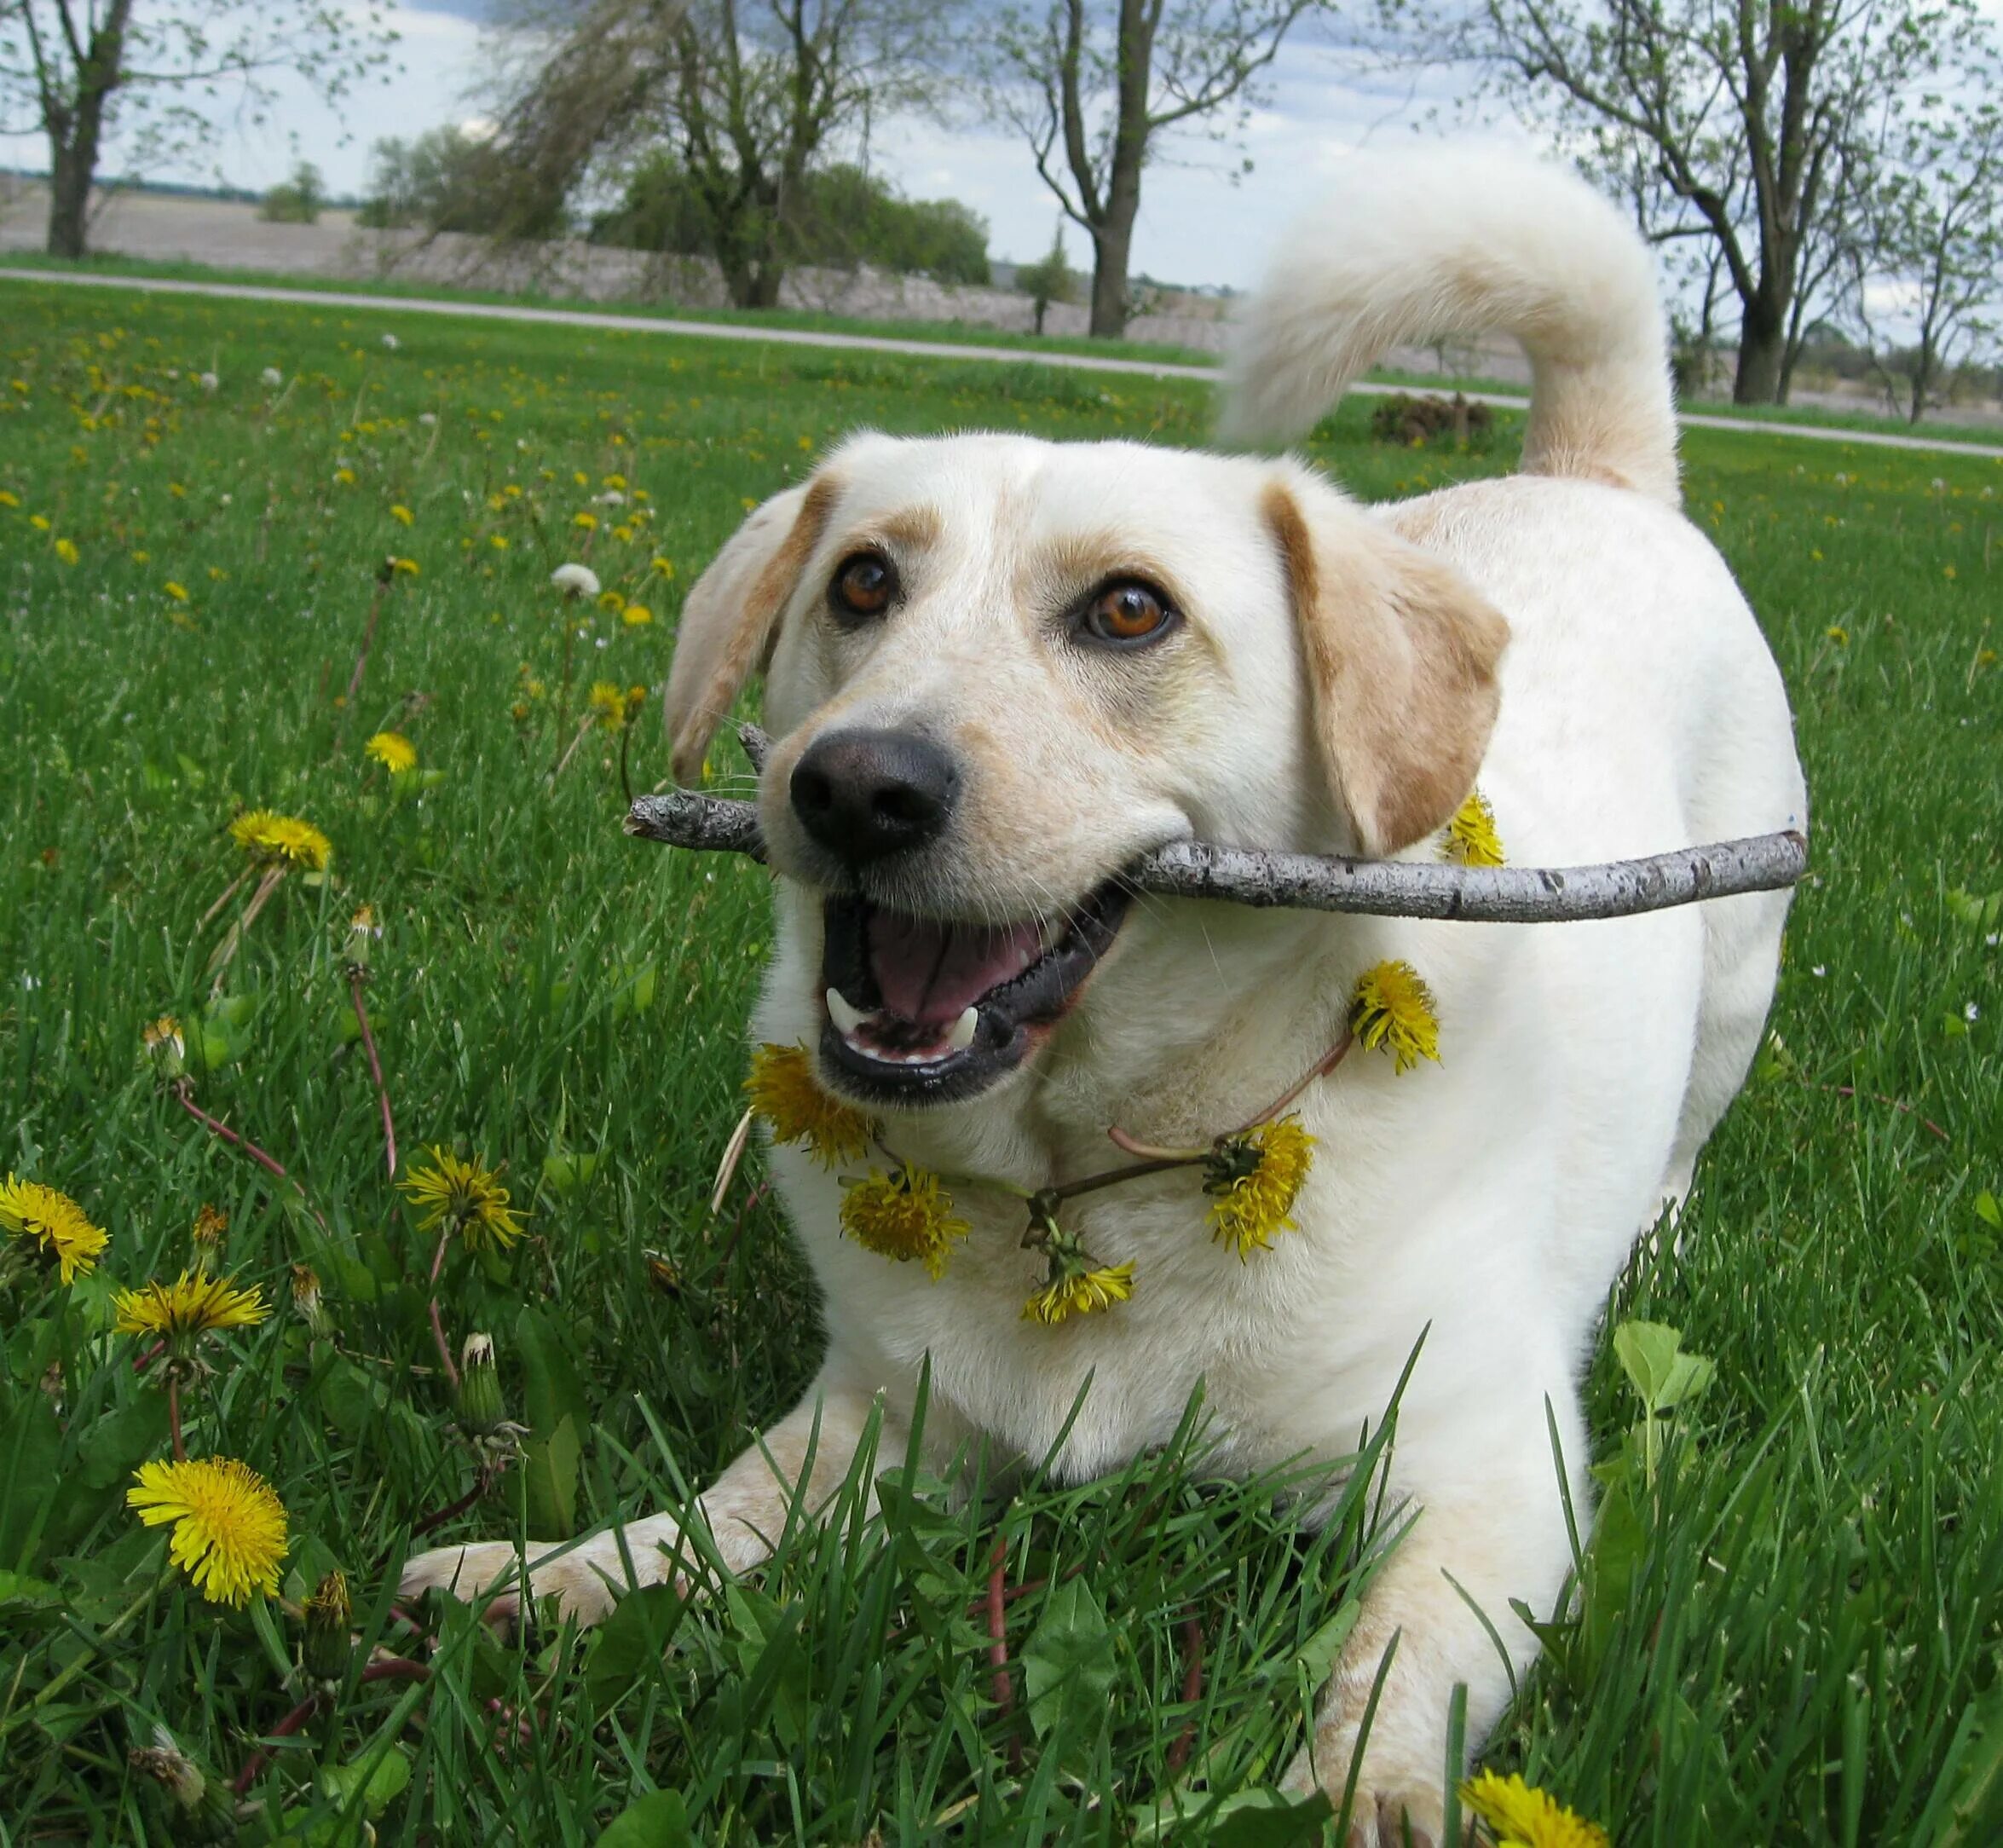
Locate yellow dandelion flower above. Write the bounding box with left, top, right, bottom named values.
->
left=390, top=556, right=420, bottom=577
left=1442, top=788, right=1505, bottom=868
left=1350, top=960, right=1441, bottom=1073
left=128, top=1457, right=288, bottom=1607
left=228, top=810, right=332, bottom=871
left=839, top=1164, right=969, bottom=1279
left=490, top=534, right=510, bottom=550
left=191, top=1204, right=229, bottom=1250
left=113, top=1269, right=268, bottom=1342
left=745, top=1043, right=875, bottom=1165
left=164, top=580, right=189, bottom=602
left=596, top=589, right=626, bottom=614
left=0, top=489, right=17, bottom=507
left=333, top=467, right=355, bottom=486
left=55, top=537, right=79, bottom=564
left=400, top=1146, right=526, bottom=1252
left=650, top=556, right=676, bottom=579
left=602, top=472, right=627, bottom=490
left=365, top=731, right=418, bottom=774
left=1826, top=625, right=1850, bottom=647
left=1023, top=1262, right=1136, bottom=1325
left=390, top=503, right=413, bottom=526
left=1204, top=1117, right=1317, bottom=1257
left=573, top=510, right=598, bottom=531
left=30, top=513, right=50, bottom=530
left=1458, top=1770, right=1608, bottom=1848
left=0, top=1175, right=108, bottom=1282
left=622, top=603, right=654, bottom=627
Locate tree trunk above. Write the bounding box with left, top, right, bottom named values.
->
left=46, top=128, right=97, bottom=260
left=1088, top=216, right=1133, bottom=338
left=1732, top=301, right=1789, bottom=405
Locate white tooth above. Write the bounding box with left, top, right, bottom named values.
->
left=825, top=987, right=873, bottom=1035
left=947, top=1006, right=979, bottom=1052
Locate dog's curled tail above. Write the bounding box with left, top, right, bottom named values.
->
left=1220, top=148, right=1680, bottom=506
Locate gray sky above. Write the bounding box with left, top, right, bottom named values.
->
left=0, top=0, right=1497, bottom=289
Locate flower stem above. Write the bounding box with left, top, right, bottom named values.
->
left=1104, top=1125, right=1207, bottom=1162
left=428, top=1296, right=460, bottom=1395
left=1046, top=1152, right=1202, bottom=1204
left=549, top=709, right=597, bottom=783
left=231, top=1658, right=431, bottom=1795
left=166, top=1375, right=186, bottom=1462
left=172, top=1083, right=291, bottom=1182
left=206, top=863, right=288, bottom=990
left=408, top=1474, right=489, bottom=1544
left=197, top=865, right=250, bottom=931
left=618, top=719, right=638, bottom=807
left=986, top=1537, right=1022, bottom=1773
left=349, top=973, right=398, bottom=1177
left=1232, top=1028, right=1354, bottom=1132
left=338, top=577, right=390, bottom=751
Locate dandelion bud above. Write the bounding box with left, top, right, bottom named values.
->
left=343, top=904, right=381, bottom=977
left=191, top=1204, right=228, bottom=1252
left=301, top=1568, right=353, bottom=1685
left=142, top=1014, right=188, bottom=1081
left=290, top=1263, right=332, bottom=1338
left=455, top=1332, right=506, bottom=1435
left=130, top=1729, right=238, bottom=1843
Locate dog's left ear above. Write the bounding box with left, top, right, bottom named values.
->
left=1263, top=474, right=1509, bottom=858
left=662, top=472, right=840, bottom=785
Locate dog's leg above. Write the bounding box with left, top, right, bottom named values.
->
left=1282, top=1384, right=1584, bottom=1848
left=399, top=1364, right=905, bottom=1626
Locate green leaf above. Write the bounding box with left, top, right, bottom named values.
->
left=77, top=1394, right=169, bottom=1493
left=596, top=1790, right=691, bottom=1848
left=1290, top=1602, right=1359, bottom=1688
left=1974, top=1190, right=2001, bottom=1232
left=515, top=1304, right=590, bottom=1435
left=319, top=1744, right=412, bottom=1816
left=523, top=1412, right=580, bottom=1539
left=586, top=1581, right=688, bottom=1707
left=1204, top=1791, right=1336, bottom=1847
left=1612, top=1320, right=1716, bottom=1416
left=1022, top=1578, right=1117, bottom=1765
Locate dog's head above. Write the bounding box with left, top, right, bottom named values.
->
left=664, top=433, right=1507, bottom=1110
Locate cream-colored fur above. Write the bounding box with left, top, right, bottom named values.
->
left=405, top=152, right=1804, bottom=1844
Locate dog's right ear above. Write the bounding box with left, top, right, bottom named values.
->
left=662, top=474, right=840, bottom=786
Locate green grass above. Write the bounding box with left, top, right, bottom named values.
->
left=9, top=247, right=2003, bottom=452
left=0, top=278, right=1999, bottom=1845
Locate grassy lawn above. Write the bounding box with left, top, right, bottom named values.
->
left=8, top=248, right=2003, bottom=451
left=0, top=279, right=1999, bottom=1845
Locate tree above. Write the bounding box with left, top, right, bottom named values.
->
left=1849, top=85, right=2003, bottom=424
left=490, top=0, right=961, bottom=309
left=1427, top=0, right=1994, bottom=404
left=357, top=127, right=565, bottom=238
left=1014, top=220, right=1077, bottom=333
left=260, top=159, right=324, bottom=224
left=0, top=0, right=397, bottom=258
left=984, top=0, right=1325, bottom=338
left=595, top=153, right=990, bottom=281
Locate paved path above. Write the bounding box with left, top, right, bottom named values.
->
left=7, top=265, right=2001, bottom=461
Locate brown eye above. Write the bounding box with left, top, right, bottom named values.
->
left=1080, top=580, right=1175, bottom=647
left=830, top=551, right=896, bottom=621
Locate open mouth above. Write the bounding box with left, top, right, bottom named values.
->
left=817, top=881, right=1131, bottom=1104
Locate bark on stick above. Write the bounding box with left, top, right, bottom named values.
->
left=626, top=729, right=1807, bottom=926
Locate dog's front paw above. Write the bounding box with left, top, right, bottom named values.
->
left=1282, top=1727, right=1453, bottom=1848
left=400, top=1529, right=679, bottom=1629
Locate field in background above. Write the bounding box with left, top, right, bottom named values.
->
left=0, top=278, right=1999, bottom=1844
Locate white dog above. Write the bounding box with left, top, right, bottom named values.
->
left=405, top=150, right=1804, bottom=1840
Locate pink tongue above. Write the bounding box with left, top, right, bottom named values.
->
left=868, top=910, right=1047, bottom=1025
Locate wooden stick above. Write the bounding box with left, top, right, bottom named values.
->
left=626, top=730, right=1808, bottom=927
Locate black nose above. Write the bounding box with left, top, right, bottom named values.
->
left=789, top=728, right=959, bottom=864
